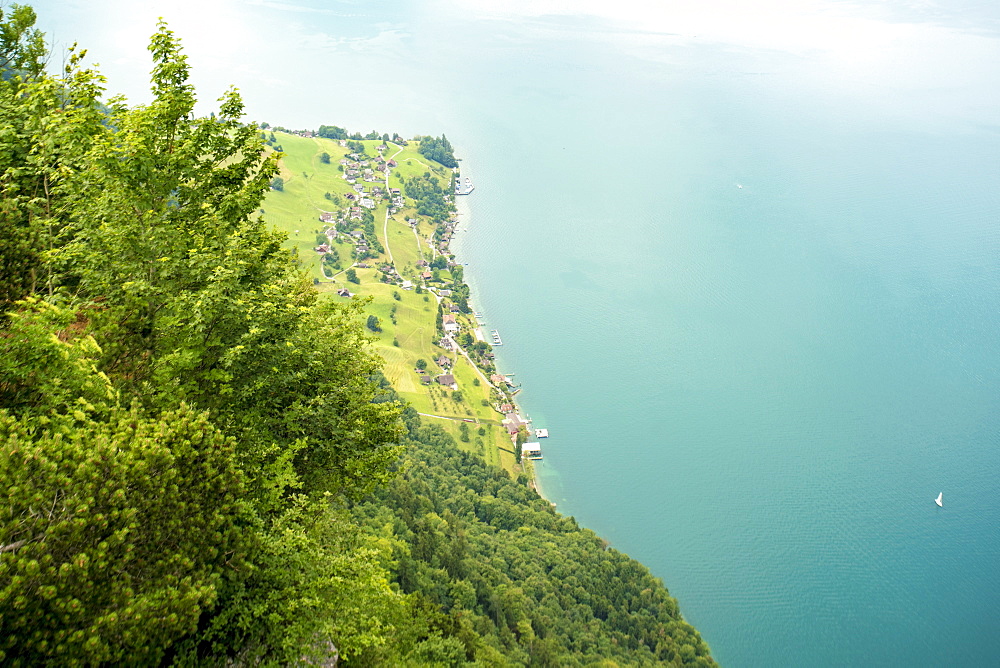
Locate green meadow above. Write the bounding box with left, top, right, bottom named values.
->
left=261, top=130, right=518, bottom=471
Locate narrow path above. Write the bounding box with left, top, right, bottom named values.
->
left=427, top=287, right=498, bottom=392
left=417, top=412, right=475, bottom=423
left=321, top=262, right=356, bottom=282
left=380, top=144, right=406, bottom=266
left=417, top=411, right=502, bottom=426
left=452, top=333, right=496, bottom=389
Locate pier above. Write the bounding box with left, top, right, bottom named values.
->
left=491, top=329, right=503, bottom=345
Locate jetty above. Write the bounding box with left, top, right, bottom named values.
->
left=535, top=428, right=549, bottom=438
left=455, top=176, right=475, bottom=195
left=491, top=329, right=503, bottom=345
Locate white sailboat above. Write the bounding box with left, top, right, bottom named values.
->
left=934, top=492, right=943, bottom=507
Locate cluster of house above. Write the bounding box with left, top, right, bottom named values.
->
left=416, top=354, right=457, bottom=390
left=434, top=220, right=459, bottom=254
left=315, top=211, right=374, bottom=260
left=490, top=374, right=516, bottom=390
left=388, top=188, right=404, bottom=214
left=499, top=412, right=542, bottom=459
left=379, top=264, right=401, bottom=282
left=344, top=183, right=377, bottom=210
left=339, top=153, right=398, bottom=180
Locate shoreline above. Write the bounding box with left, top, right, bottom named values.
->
left=450, top=172, right=550, bottom=501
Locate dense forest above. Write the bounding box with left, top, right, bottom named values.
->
left=0, top=5, right=713, bottom=665
left=351, top=402, right=714, bottom=666
left=416, top=134, right=458, bottom=169
left=402, top=172, right=453, bottom=224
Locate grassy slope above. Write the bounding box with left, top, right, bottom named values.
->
left=261, top=131, right=516, bottom=471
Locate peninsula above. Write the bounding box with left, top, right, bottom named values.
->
left=260, top=126, right=538, bottom=475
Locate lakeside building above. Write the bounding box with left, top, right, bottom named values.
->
left=503, top=413, right=527, bottom=435
left=521, top=442, right=542, bottom=460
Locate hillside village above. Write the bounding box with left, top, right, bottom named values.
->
left=260, top=128, right=541, bottom=472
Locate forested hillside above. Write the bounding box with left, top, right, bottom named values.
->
left=0, top=5, right=713, bottom=665
left=350, top=401, right=713, bottom=666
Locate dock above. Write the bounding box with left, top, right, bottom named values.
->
left=455, top=176, right=475, bottom=195
left=490, top=329, right=503, bottom=346
left=534, top=428, right=549, bottom=438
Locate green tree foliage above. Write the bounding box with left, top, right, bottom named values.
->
left=322, top=247, right=341, bottom=271
left=367, top=314, right=382, bottom=333
left=317, top=124, right=347, bottom=140
left=352, top=410, right=716, bottom=667
left=0, top=11, right=102, bottom=307
left=269, top=175, right=284, bottom=190
left=417, top=134, right=458, bottom=168
left=360, top=209, right=384, bottom=255
left=0, top=5, right=46, bottom=79
left=404, top=172, right=452, bottom=223
left=0, top=15, right=405, bottom=664
left=320, top=151, right=331, bottom=163
left=0, top=400, right=245, bottom=664
left=346, top=267, right=360, bottom=284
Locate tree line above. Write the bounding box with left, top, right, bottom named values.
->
left=350, top=403, right=715, bottom=666
left=0, top=12, right=402, bottom=664
left=417, top=134, right=458, bottom=168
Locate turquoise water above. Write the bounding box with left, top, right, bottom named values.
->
left=457, top=110, right=1000, bottom=664
left=37, top=1, right=1000, bottom=664
left=448, top=20, right=1000, bottom=668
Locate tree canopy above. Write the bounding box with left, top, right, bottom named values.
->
left=0, top=14, right=403, bottom=664
left=417, top=134, right=458, bottom=168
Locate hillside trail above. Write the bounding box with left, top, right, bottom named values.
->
left=381, top=144, right=406, bottom=265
